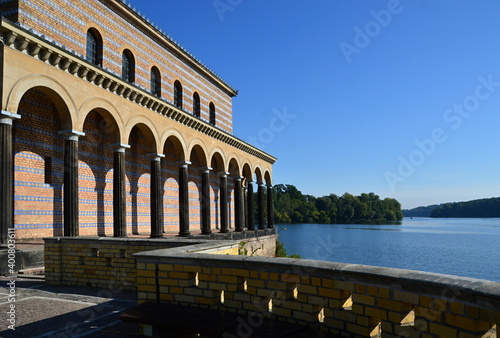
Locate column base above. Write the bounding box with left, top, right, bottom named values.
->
left=178, top=231, right=191, bottom=237
left=201, top=230, right=212, bottom=235
left=150, top=234, right=164, bottom=239
left=220, top=229, right=230, bottom=234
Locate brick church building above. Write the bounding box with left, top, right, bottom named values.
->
left=0, top=0, right=275, bottom=243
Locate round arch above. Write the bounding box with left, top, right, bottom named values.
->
left=161, top=129, right=188, bottom=161
left=187, top=139, right=209, bottom=167
left=264, top=171, right=273, bottom=185
left=77, top=97, right=124, bottom=144
left=124, top=115, right=160, bottom=153
left=227, top=155, right=241, bottom=176
left=6, top=74, right=76, bottom=130
left=254, top=167, right=264, bottom=185
left=242, top=162, right=253, bottom=181
left=209, top=147, right=226, bottom=172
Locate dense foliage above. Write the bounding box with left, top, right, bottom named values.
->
left=272, top=184, right=403, bottom=224
left=430, top=197, right=500, bottom=218
left=402, top=205, right=439, bottom=217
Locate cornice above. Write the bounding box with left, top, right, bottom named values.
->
left=0, top=18, right=276, bottom=165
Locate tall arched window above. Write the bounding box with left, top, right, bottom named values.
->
left=122, top=49, right=135, bottom=83
left=86, top=28, right=103, bottom=66
left=193, top=92, right=201, bottom=118
left=174, top=81, right=183, bottom=109
left=151, top=66, right=161, bottom=97
left=209, top=102, right=216, bottom=125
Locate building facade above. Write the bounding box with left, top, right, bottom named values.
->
left=0, top=0, right=276, bottom=243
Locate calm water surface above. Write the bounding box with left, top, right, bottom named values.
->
left=276, top=218, right=500, bottom=282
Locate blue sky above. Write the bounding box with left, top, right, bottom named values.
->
left=127, top=0, right=500, bottom=209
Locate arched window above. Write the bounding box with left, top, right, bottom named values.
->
left=193, top=92, right=201, bottom=118
left=122, top=49, right=135, bottom=83
left=174, top=81, right=183, bottom=109
left=209, top=102, right=216, bottom=125
left=86, top=28, right=103, bottom=66
left=151, top=66, right=161, bottom=97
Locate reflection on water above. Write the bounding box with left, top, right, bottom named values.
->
left=276, top=217, right=500, bottom=282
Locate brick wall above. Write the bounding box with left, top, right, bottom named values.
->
left=17, top=0, right=234, bottom=133
left=79, top=110, right=115, bottom=236
left=44, top=235, right=276, bottom=291
left=188, top=152, right=202, bottom=232
left=210, top=171, right=220, bottom=230
left=126, top=126, right=151, bottom=235
left=162, top=139, right=180, bottom=233
left=13, top=88, right=64, bottom=239
left=44, top=237, right=195, bottom=290
left=134, top=248, right=500, bottom=338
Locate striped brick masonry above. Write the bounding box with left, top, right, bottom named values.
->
left=0, top=1, right=276, bottom=240
left=0, top=111, right=20, bottom=244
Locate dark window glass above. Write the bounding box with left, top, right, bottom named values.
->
left=151, top=67, right=161, bottom=97
left=193, top=92, right=201, bottom=118
left=86, top=29, right=102, bottom=66
left=122, top=50, right=135, bottom=83
left=174, top=81, right=183, bottom=109
left=209, top=102, right=216, bottom=125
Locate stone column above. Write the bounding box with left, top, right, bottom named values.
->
left=234, top=176, right=244, bottom=232
left=267, top=184, right=275, bottom=229
left=0, top=111, right=20, bottom=245
left=258, top=182, right=266, bottom=230
left=200, top=167, right=212, bottom=235
left=178, top=161, right=191, bottom=237
left=112, top=144, right=130, bottom=237
left=243, top=183, right=248, bottom=229
left=149, top=153, right=165, bottom=238
left=59, top=130, right=85, bottom=237
left=246, top=180, right=255, bottom=231
left=219, top=172, right=229, bottom=233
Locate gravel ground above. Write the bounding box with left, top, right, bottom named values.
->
left=0, top=276, right=144, bottom=337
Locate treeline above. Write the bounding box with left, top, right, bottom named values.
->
left=430, top=197, right=500, bottom=218
left=272, top=184, right=403, bottom=224
left=402, top=205, right=438, bottom=218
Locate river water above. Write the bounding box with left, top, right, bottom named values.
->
left=275, top=218, right=500, bottom=282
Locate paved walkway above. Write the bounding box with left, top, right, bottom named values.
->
left=0, top=276, right=144, bottom=337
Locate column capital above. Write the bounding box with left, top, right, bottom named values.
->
left=0, top=111, right=21, bottom=125
left=218, top=171, right=229, bottom=177
left=266, top=183, right=273, bottom=188
left=59, top=129, right=85, bottom=141
left=111, top=143, right=131, bottom=152
left=199, top=166, right=212, bottom=173
left=233, top=175, right=244, bottom=181
left=246, top=179, right=254, bottom=184
left=177, top=161, right=191, bottom=168
left=148, top=153, right=165, bottom=162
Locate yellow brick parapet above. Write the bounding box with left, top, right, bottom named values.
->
left=43, top=234, right=275, bottom=291
left=134, top=245, right=500, bottom=338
